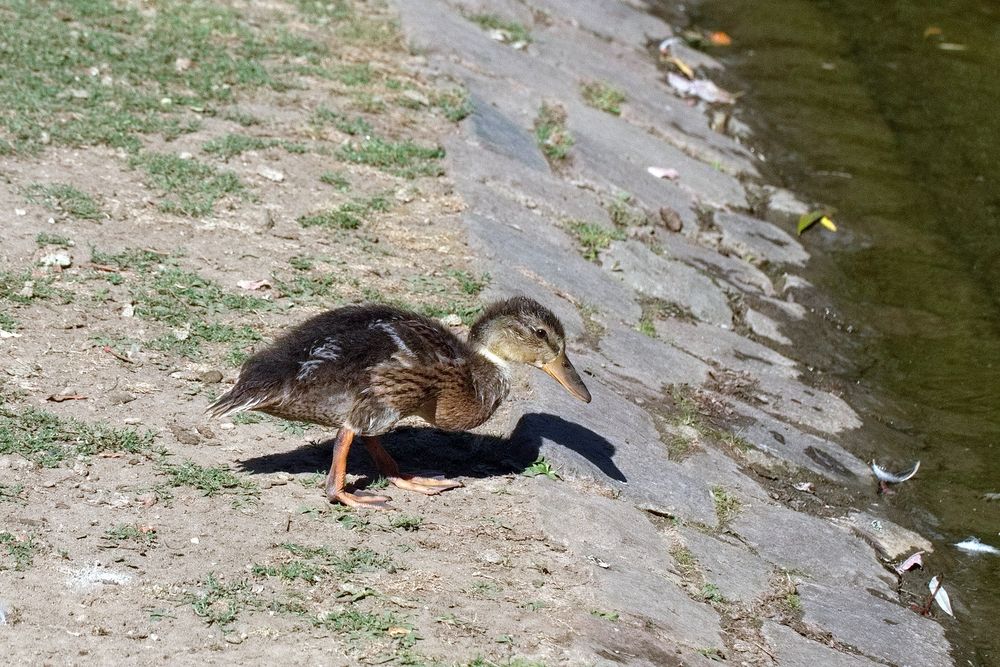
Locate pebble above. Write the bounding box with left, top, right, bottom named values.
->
left=169, top=424, right=201, bottom=446
left=199, top=370, right=223, bottom=384
left=477, top=549, right=503, bottom=565
left=659, top=206, right=684, bottom=232
left=256, top=165, right=285, bottom=182
left=402, top=89, right=430, bottom=106
left=440, top=313, right=463, bottom=327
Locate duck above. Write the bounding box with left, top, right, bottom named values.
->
left=208, top=296, right=591, bottom=508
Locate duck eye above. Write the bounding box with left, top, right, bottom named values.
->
left=534, top=328, right=547, bottom=339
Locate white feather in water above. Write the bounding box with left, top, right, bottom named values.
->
left=954, top=537, right=1000, bottom=555
left=871, top=459, right=920, bottom=484
left=929, top=576, right=954, bottom=617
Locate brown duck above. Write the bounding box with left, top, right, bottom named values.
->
left=208, top=296, right=591, bottom=508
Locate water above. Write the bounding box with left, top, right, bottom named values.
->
left=662, top=0, right=1000, bottom=662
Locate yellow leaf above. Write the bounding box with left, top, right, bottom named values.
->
left=667, top=56, right=695, bottom=80
left=819, top=216, right=837, bottom=231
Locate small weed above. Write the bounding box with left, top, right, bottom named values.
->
left=337, top=137, right=444, bottom=178
left=24, top=183, right=103, bottom=220
left=90, top=247, right=167, bottom=273
left=469, top=14, right=532, bottom=44
left=710, top=486, right=741, bottom=525
left=133, top=267, right=268, bottom=326
left=105, top=523, right=157, bottom=548
left=0, top=484, right=25, bottom=504
left=189, top=573, right=259, bottom=627
left=0, top=270, right=60, bottom=305
left=701, top=583, right=725, bottom=603
left=785, top=592, right=802, bottom=611
left=35, top=232, right=74, bottom=248
left=252, top=559, right=324, bottom=584
left=203, top=133, right=300, bottom=160
left=520, top=600, right=546, bottom=612
left=535, top=103, right=573, bottom=161
left=567, top=221, right=624, bottom=261
left=670, top=545, right=698, bottom=576
left=336, top=63, right=374, bottom=86
left=130, top=152, right=246, bottom=217
left=0, top=406, right=155, bottom=467
left=436, top=89, right=473, bottom=122
left=232, top=412, right=265, bottom=425
left=389, top=515, right=423, bottom=532
left=580, top=80, right=626, bottom=116
left=313, top=608, right=414, bottom=645
left=606, top=192, right=646, bottom=227
left=469, top=581, right=502, bottom=599
left=0, top=313, right=16, bottom=331
left=590, top=609, right=620, bottom=622
left=0, top=532, right=37, bottom=571
left=699, top=648, right=724, bottom=661
left=522, top=456, right=560, bottom=480
left=298, top=195, right=390, bottom=230
left=332, top=508, right=371, bottom=532
left=224, top=110, right=262, bottom=126
left=320, top=171, right=351, bottom=190
left=159, top=460, right=259, bottom=506
left=448, top=270, right=490, bottom=295
left=637, top=315, right=657, bottom=337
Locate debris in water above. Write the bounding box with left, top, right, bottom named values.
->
left=871, top=459, right=920, bottom=484
left=895, top=551, right=924, bottom=573
left=797, top=209, right=837, bottom=235
left=709, top=31, right=732, bottom=46
left=928, top=576, right=954, bottom=617
left=954, top=537, right=1000, bottom=556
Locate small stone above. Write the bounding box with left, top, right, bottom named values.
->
left=108, top=391, right=136, bottom=405
left=658, top=206, right=683, bottom=232
left=199, top=370, right=223, bottom=384
left=174, top=57, right=192, bottom=73
left=256, top=165, right=285, bottom=182
left=477, top=549, right=503, bottom=565
left=160, top=97, right=172, bottom=106
left=120, top=303, right=134, bottom=318
left=178, top=152, right=193, bottom=160
left=169, top=424, right=201, bottom=446
left=68, top=88, right=90, bottom=99
left=14, top=208, right=26, bottom=216
left=41, top=252, right=72, bottom=268
left=190, top=537, right=199, bottom=545
left=402, top=89, right=430, bottom=106
left=440, top=313, right=462, bottom=327
left=220, top=423, right=235, bottom=431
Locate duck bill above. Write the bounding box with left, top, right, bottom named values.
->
left=542, top=351, right=592, bottom=403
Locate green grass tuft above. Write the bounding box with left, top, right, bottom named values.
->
left=129, top=152, right=245, bottom=217
left=0, top=531, right=38, bottom=571
left=298, top=195, right=390, bottom=229
left=468, top=14, right=532, bottom=44
left=535, top=103, right=573, bottom=161
left=24, top=183, right=103, bottom=220
left=337, top=137, right=444, bottom=178
left=580, top=80, right=626, bottom=116
left=567, top=221, right=624, bottom=261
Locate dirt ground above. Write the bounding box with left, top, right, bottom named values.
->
left=0, top=1, right=612, bottom=664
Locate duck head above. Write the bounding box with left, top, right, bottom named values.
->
left=469, top=296, right=592, bottom=403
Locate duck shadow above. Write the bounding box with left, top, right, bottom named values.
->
left=238, top=412, right=626, bottom=484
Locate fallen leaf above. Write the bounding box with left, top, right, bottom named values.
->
left=709, top=31, right=732, bottom=46
left=923, top=26, right=943, bottom=38
left=237, top=279, right=271, bottom=291
left=647, top=166, right=680, bottom=180
left=929, top=576, right=954, bottom=616
left=587, top=554, right=611, bottom=569
left=797, top=210, right=837, bottom=235
left=0, top=329, right=21, bottom=339
left=793, top=482, right=814, bottom=493
left=658, top=37, right=681, bottom=54
left=895, top=551, right=924, bottom=573
left=938, top=43, right=967, bottom=51
left=387, top=626, right=411, bottom=638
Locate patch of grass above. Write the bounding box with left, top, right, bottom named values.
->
left=312, top=107, right=374, bottom=136
left=159, top=460, right=259, bottom=506
left=389, top=515, right=423, bottom=532
left=224, top=110, right=262, bottom=126
left=468, top=14, right=532, bottom=44
left=567, top=221, right=624, bottom=261
left=710, top=485, right=741, bottom=525
left=448, top=270, right=490, bottom=295
left=298, top=195, right=390, bottom=230
left=105, top=523, right=157, bottom=548
left=607, top=192, right=646, bottom=227
left=337, top=137, right=444, bottom=178
left=701, top=583, right=725, bottom=603
left=313, top=608, right=415, bottom=646
left=24, top=183, right=103, bottom=220
left=189, top=573, right=259, bottom=627
left=129, top=152, right=246, bottom=217
left=521, top=456, right=560, bottom=480
left=785, top=591, right=802, bottom=610
left=0, top=406, right=155, bottom=467
left=272, top=272, right=339, bottom=304
left=535, top=103, right=573, bottom=162
left=420, top=301, right=485, bottom=326
left=320, top=171, right=351, bottom=190
left=0, top=0, right=295, bottom=154
left=436, top=89, right=473, bottom=122
left=580, top=80, right=626, bottom=116
left=148, top=321, right=261, bottom=364
left=203, top=133, right=305, bottom=159
left=0, top=312, right=17, bottom=332
left=637, top=314, right=657, bottom=338
left=0, top=270, right=64, bottom=306
left=90, top=247, right=167, bottom=273
left=0, top=532, right=37, bottom=571
left=336, top=63, right=374, bottom=86
left=294, top=0, right=353, bottom=19
left=252, top=559, right=324, bottom=584
left=35, top=232, right=74, bottom=248
left=670, top=545, right=698, bottom=577
left=0, top=484, right=25, bottom=504
left=699, top=648, right=724, bottom=661
left=134, top=267, right=268, bottom=325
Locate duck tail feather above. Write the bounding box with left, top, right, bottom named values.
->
left=206, top=384, right=278, bottom=419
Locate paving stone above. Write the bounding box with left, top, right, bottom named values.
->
left=594, top=324, right=712, bottom=391
left=762, top=621, right=883, bottom=667
left=680, top=528, right=774, bottom=604
left=602, top=240, right=733, bottom=326
left=745, top=307, right=792, bottom=345
left=715, top=211, right=809, bottom=266
left=657, top=233, right=776, bottom=296
left=798, top=581, right=952, bottom=667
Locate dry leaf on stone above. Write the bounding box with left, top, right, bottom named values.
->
left=928, top=576, right=954, bottom=617
left=895, top=551, right=924, bottom=573
left=237, top=279, right=271, bottom=291
left=647, top=166, right=679, bottom=180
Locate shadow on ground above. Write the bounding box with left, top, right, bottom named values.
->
left=239, top=412, right=626, bottom=483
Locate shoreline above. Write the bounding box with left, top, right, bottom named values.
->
left=395, top=0, right=953, bottom=664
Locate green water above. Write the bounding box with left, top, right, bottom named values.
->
left=672, top=0, right=1000, bottom=662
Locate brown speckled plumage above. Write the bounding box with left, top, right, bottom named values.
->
left=207, top=296, right=590, bottom=507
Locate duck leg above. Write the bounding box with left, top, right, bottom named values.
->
left=363, top=436, right=463, bottom=496
left=325, top=427, right=391, bottom=508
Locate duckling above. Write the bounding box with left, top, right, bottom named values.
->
left=208, top=296, right=591, bottom=508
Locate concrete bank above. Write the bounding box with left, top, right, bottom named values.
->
left=395, top=1, right=952, bottom=665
